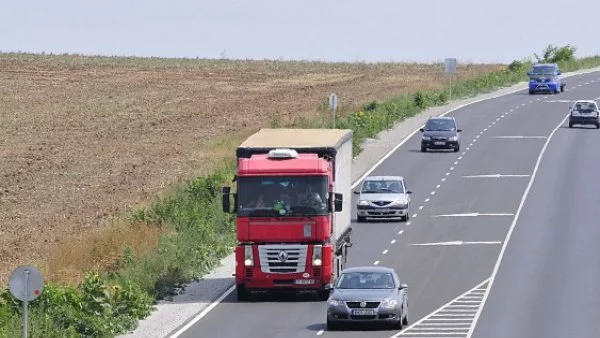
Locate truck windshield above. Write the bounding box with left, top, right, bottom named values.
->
left=237, top=176, right=328, bottom=217
left=531, top=66, right=556, bottom=75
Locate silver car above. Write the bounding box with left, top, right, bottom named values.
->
left=326, top=266, right=409, bottom=330
left=354, top=176, right=412, bottom=222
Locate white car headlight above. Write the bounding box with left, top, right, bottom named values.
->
left=358, top=200, right=369, bottom=206
left=381, top=299, right=398, bottom=308
left=392, top=200, right=408, bottom=208
left=449, top=136, right=458, bottom=141
left=328, top=299, right=344, bottom=306
left=422, top=135, right=431, bottom=140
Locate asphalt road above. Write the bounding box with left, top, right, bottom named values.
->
left=176, top=72, right=600, bottom=338
left=469, top=80, right=600, bottom=337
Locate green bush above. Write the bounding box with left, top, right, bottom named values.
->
left=0, top=273, right=152, bottom=338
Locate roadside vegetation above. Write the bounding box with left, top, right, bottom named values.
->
left=1, top=44, right=598, bottom=337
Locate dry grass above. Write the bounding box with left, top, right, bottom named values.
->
left=0, top=52, right=504, bottom=285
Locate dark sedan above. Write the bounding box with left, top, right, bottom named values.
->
left=326, top=266, right=409, bottom=330
left=420, top=116, right=462, bottom=152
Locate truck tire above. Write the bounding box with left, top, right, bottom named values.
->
left=357, top=215, right=366, bottom=223
left=528, top=90, right=534, bottom=95
left=318, top=288, right=330, bottom=301
left=560, top=84, right=565, bottom=92
left=236, top=284, right=250, bottom=302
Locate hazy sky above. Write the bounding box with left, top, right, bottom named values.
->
left=2, top=0, right=599, bottom=64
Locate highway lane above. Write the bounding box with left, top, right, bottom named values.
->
left=175, top=72, right=600, bottom=338
left=469, top=85, right=600, bottom=336
left=329, top=90, right=573, bottom=338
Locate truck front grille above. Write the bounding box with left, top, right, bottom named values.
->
left=258, top=244, right=308, bottom=274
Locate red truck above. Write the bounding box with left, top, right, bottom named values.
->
left=222, top=128, right=353, bottom=301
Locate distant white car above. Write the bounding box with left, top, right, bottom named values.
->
left=354, top=176, right=412, bottom=222
left=568, top=100, right=599, bottom=128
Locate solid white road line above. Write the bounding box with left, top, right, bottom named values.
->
left=169, top=284, right=236, bottom=338
left=432, top=212, right=514, bottom=217
left=466, top=113, right=570, bottom=338
left=410, top=241, right=502, bottom=246
left=493, top=135, right=547, bottom=139
left=461, top=174, right=530, bottom=178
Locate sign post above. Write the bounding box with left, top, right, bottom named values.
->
left=328, top=93, right=338, bottom=128
left=444, top=58, right=457, bottom=101
left=9, top=266, right=44, bottom=338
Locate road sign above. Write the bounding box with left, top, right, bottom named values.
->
left=9, top=266, right=44, bottom=302
left=329, top=93, right=338, bottom=128
left=328, top=93, right=338, bottom=111
left=9, top=265, right=44, bottom=338
left=444, top=58, right=457, bottom=74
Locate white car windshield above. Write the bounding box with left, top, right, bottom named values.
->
left=573, top=102, right=598, bottom=113
left=361, top=180, right=405, bottom=193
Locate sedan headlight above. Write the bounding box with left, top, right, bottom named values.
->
left=422, top=135, right=431, bottom=140
left=358, top=200, right=369, bottom=206
left=328, top=299, right=344, bottom=307
left=449, top=136, right=458, bottom=141
left=381, top=299, right=398, bottom=308
left=391, top=200, right=408, bottom=208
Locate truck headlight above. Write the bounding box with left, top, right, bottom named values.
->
left=244, top=245, right=253, bottom=266
left=312, top=244, right=322, bottom=266
left=358, top=200, right=369, bottom=206
left=381, top=299, right=398, bottom=308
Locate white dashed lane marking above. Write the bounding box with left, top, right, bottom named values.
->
left=391, top=280, right=489, bottom=338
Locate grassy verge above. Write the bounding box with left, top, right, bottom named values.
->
left=2, top=50, right=600, bottom=337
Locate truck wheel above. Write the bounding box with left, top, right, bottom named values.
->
left=236, top=284, right=250, bottom=302
left=357, top=215, right=366, bottom=223
left=420, top=145, right=427, bottom=152
left=596, top=123, right=600, bottom=129
left=560, top=84, right=565, bottom=92
left=318, top=289, right=330, bottom=301
left=528, top=90, right=534, bottom=95
left=568, top=122, right=573, bottom=128
left=403, top=312, right=409, bottom=326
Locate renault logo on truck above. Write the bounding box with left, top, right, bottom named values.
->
left=278, top=250, right=289, bottom=262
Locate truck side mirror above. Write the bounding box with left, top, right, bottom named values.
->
left=334, top=193, right=343, bottom=212
left=399, top=283, right=408, bottom=290
left=419, top=128, right=424, bottom=132
left=557, top=71, right=561, bottom=75
left=222, top=186, right=231, bottom=213
left=526, top=72, right=531, bottom=76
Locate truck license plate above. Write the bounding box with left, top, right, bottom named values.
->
left=294, top=279, right=315, bottom=285
left=352, top=309, right=375, bottom=316
left=434, top=141, right=445, bottom=145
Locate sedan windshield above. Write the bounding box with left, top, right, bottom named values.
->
left=336, top=272, right=396, bottom=289
left=361, top=180, right=404, bottom=193
left=424, top=119, right=456, bottom=131
left=237, top=176, right=328, bottom=217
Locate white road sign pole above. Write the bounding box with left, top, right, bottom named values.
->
left=329, top=93, right=338, bottom=128
left=23, top=270, right=29, bottom=338
left=444, top=58, right=457, bottom=101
